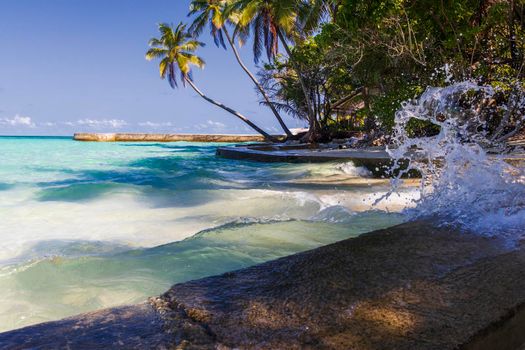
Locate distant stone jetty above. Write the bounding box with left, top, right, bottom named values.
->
left=73, top=133, right=284, bottom=143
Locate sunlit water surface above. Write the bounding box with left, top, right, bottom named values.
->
left=0, top=137, right=414, bottom=331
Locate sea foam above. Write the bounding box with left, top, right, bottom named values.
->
left=383, top=81, right=525, bottom=240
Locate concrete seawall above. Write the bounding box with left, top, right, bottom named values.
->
left=73, top=133, right=284, bottom=143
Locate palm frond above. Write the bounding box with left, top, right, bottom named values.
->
left=234, top=22, right=250, bottom=47
left=188, top=0, right=228, bottom=48
left=298, top=0, right=333, bottom=35
left=252, top=15, right=264, bottom=63
left=179, top=39, right=205, bottom=52
left=211, top=5, right=225, bottom=29
left=181, top=52, right=206, bottom=69
left=177, top=55, right=190, bottom=77
left=145, top=47, right=169, bottom=61
left=228, top=0, right=301, bottom=63
left=188, top=0, right=208, bottom=16
left=218, top=28, right=227, bottom=49
left=159, top=57, right=169, bottom=78
left=158, top=23, right=175, bottom=40
left=260, top=100, right=305, bottom=120
left=237, top=0, right=258, bottom=27
left=168, top=63, right=178, bottom=88
left=212, top=26, right=227, bottom=49
left=189, top=11, right=210, bottom=36
left=147, top=38, right=164, bottom=47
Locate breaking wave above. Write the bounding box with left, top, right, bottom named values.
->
left=383, top=81, right=525, bottom=239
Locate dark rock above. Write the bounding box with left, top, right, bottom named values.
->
left=0, top=303, right=176, bottom=350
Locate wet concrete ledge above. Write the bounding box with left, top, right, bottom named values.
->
left=216, top=145, right=525, bottom=174
left=216, top=144, right=392, bottom=163
left=216, top=145, right=396, bottom=177
left=1, top=221, right=525, bottom=349
left=73, top=133, right=285, bottom=143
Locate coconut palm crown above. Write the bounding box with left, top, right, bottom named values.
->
left=188, top=0, right=230, bottom=49
left=228, top=0, right=299, bottom=63
left=145, top=22, right=205, bottom=88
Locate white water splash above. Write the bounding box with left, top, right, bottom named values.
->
left=385, top=81, right=525, bottom=239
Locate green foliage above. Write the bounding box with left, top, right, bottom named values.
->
left=312, top=0, right=525, bottom=138
left=158, top=0, right=525, bottom=141
left=371, top=84, right=424, bottom=131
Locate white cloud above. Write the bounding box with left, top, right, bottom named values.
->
left=195, top=120, right=227, bottom=130
left=207, top=120, right=226, bottom=128
left=0, top=115, right=35, bottom=127
left=138, top=121, right=175, bottom=128
left=75, top=119, right=127, bottom=128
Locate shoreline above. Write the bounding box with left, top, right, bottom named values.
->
left=2, top=221, right=525, bottom=349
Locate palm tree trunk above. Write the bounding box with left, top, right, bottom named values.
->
left=184, top=76, right=277, bottom=141
left=509, top=0, right=520, bottom=69
left=276, top=29, right=318, bottom=142
left=223, top=27, right=293, bottom=138
left=363, top=87, right=375, bottom=132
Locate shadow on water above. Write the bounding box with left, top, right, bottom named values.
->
left=31, top=144, right=280, bottom=206
left=118, top=143, right=222, bottom=152
left=29, top=142, right=366, bottom=206
left=0, top=183, right=14, bottom=191
left=33, top=167, right=237, bottom=207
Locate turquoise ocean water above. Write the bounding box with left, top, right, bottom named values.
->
left=0, top=137, right=413, bottom=331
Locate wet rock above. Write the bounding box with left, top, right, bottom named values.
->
left=0, top=303, right=177, bottom=350
left=1, top=221, right=525, bottom=349
left=161, top=221, right=519, bottom=349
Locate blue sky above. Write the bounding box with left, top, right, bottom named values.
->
left=0, top=0, right=303, bottom=136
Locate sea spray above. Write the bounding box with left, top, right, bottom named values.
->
left=383, top=81, right=525, bottom=238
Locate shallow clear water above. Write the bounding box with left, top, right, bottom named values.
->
left=0, top=137, right=411, bottom=331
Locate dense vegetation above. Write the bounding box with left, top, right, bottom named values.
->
left=148, top=0, right=525, bottom=143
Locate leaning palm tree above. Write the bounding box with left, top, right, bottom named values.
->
left=229, top=0, right=319, bottom=141
left=188, top=0, right=293, bottom=138
left=146, top=22, right=274, bottom=140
